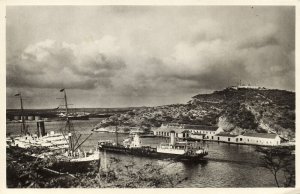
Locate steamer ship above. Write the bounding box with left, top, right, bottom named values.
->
left=7, top=93, right=68, bottom=150
left=98, top=131, right=208, bottom=162
left=7, top=89, right=99, bottom=173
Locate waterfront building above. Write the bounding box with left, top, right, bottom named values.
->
left=214, top=132, right=239, bottom=143
left=214, top=132, right=281, bottom=146
left=184, top=125, right=220, bottom=140
left=152, top=124, right=190, bottom=138
left=237, top=133, right=281, bottom=146
left=152, top=123, right=219, bottom=139
left=153, top=124, right=282, bottom=146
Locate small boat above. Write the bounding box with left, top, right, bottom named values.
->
left=98, top=131, right=208, bottom=162
left=47, top=148, right=99, bottom=173
left=93, top=127, right=110, bottom=132
left=58, top=112, right=90, bottom=120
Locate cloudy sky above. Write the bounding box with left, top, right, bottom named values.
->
left=6, top=6, right=295, bottom=109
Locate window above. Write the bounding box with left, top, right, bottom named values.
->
left=218, top=137, right=220, bottom=141
left=240, top=138, right=243, bottom=141
left=212, top=136, right=214, bottom=140
left=228, top=138, right=231, bottom=142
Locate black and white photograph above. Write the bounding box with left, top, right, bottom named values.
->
left=3, top=3, right=296, bottom=189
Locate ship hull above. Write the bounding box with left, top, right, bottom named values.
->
left=98, top=145, right=208, bottom=162
left=59, top=115, right=89, bottom=120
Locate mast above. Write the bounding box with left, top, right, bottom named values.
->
left=63, top=89, right=72, bottom=133
left=60, top=88, right=73, bottom=152
left=63, top=89, right=69, bottom=118
left=15, top=93, right=26, bottom=135
left=59, top=88, right=93, bottom=155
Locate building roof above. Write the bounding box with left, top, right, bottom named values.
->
left=152, top=127, right=189, bottom=134
left=242, top=133, right=278, bottom=139
left=215, top=132, right=239, bottom=137
left=182, top=124, right=218, bottom=131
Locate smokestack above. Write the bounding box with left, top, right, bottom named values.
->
left=170, top=131, right=176, bottom=146
left=36, top=121, right=46, bottom=137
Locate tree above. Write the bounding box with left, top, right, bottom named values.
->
left=97, top=158, right=187, bottom=188
left=256, top=146, right=295, bottom=187
left=7, top=147, right=187, bottom=188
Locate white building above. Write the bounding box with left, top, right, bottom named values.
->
left=152, top=127, right=189, bottom=138
left=214, top=132, right=281, bottom=146
left=185, top=125, right=220, bottom=140
left=152, top=123, right=219, bottom=139
left=214, top=132, right=239, bottom=143
left=237, top=133, right=281, bottom=146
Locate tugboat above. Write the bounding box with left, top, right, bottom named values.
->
left=98, top=130, right=208, bottom=162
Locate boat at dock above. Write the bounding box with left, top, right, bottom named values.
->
left=8, top=130, right=69, bottom=150
left=57, top=112, right=90, bottom=120
left=8, top=89, right=99, bottom=173
left=7, top=93, right=69, bottom=150
left=98, top=131, right=208, bottom=162
left=93, top=127, right=110, bottom=132
left=44, top=89, right=99, bottom=172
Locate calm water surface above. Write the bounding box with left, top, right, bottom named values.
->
left=6, top=118, right=284, bottom=187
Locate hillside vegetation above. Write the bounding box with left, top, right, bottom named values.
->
left=95, top=87, right=295, bottom=139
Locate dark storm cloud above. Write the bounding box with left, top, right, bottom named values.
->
left=239, top=35, right=279, bottom=49
left=71, top=53, right=126, bottom=78
left=6, top=74, right=98, bottom=90
left=6, top=39, right=125, bottom=90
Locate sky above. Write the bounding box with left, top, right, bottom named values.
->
left=6, top=6, right=295, bottom=109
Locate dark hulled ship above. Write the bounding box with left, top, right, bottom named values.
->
left=98, top=131, right=208, bottom=162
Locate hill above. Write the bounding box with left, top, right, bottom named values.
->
left=95, top=86, right=295, bottom=139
